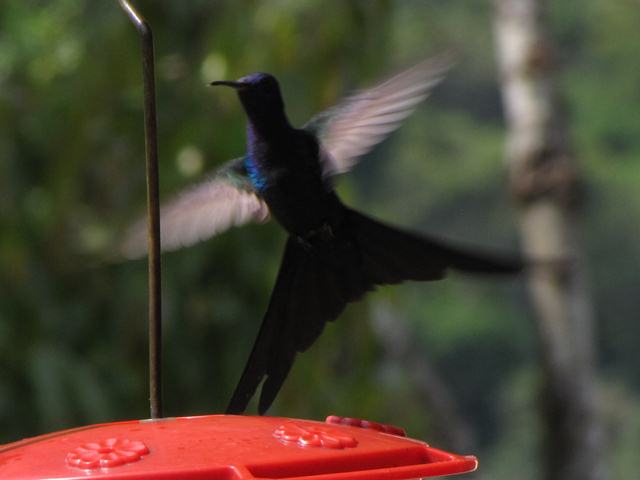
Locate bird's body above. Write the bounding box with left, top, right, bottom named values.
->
left=122, top=57, right=523, bottom=415
left=245, top=125, right=334, bottom=237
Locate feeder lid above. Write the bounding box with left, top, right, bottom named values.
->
left=0, top=414, right=477, bottom=479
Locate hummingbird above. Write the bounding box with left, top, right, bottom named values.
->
left=121, top=56, right=523, bottom=415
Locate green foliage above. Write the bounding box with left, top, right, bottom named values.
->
left=1, top=1, right=638, bottom=478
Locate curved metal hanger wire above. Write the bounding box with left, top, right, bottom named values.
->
left=116, top=0, right=163, bottom=419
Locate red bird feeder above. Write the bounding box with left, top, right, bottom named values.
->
left=0, top=415, right=476, bottom=479
left=0, top=3, right=479, bottom=479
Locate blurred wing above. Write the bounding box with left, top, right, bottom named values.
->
left=305, top=54, right=453, bottom=176
left=120, top=158, right=269, bottom=259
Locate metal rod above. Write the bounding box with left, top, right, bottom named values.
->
left=117, top=0, right=163, bottom=419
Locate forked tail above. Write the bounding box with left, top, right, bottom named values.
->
left=226, top=207, right=523, bottom=414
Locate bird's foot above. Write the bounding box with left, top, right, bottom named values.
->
left=296, top=223, right=335, bottom=251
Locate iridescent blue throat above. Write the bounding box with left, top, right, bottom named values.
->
left=244, top=155, right=268, bottom=191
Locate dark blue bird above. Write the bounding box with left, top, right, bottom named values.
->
left=122, top=56, right=523, bottom=414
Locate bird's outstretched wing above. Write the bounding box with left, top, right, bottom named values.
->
left=119, top=157, right=269, bottom=259
left=305, top=55, right=453, bottom=176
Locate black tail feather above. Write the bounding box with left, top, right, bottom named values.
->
left=225, top=238, right=300, bottom=415
left=226, top=207, right=523, bottom=415
left=349, top=208, right=523, bottom=281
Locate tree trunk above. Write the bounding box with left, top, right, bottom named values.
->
left=492, top=1, right=605, bottom=479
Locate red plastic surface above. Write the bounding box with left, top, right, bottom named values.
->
left=0, top=414, right=477, bottom=480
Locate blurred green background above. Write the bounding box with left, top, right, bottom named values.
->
left=1, top=1, right=639, bottom=478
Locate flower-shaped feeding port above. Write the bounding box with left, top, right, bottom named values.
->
left=326, top=416, right=407, bottom=437
left=274, top=422, right=358, bottom=449
left=66, top=437, right=149, bottom=470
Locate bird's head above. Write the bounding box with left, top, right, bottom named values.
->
left=211, top=72, right=287, bottom=124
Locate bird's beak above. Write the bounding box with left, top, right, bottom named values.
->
left=209, top=80, right=248, bottom=89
